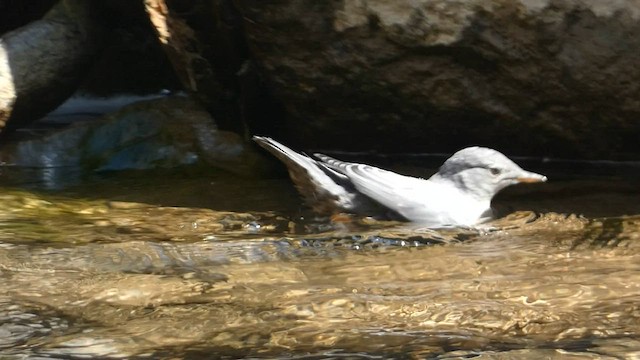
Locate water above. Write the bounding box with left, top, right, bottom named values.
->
left=0, top=165, right=639, bottom=359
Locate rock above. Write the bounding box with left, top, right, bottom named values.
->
left=143, top=0, right=286, bottom=136
left=0, top=0, right=104, bottom=132
left=0, top=96, right=274, bottom=176
left=234, top=0, right=640, bottom=159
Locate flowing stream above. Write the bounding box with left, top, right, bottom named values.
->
left=0, top=163, right=639, bottom=359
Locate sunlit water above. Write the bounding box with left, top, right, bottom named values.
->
left=0, top=165, right=639, bottom=359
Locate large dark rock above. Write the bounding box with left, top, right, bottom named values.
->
left=234, top=0, right=640, bottom=159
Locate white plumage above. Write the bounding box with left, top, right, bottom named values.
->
left=254, top=136, right=546, bottom=227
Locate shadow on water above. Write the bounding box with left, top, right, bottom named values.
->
left=0, top=158, right=640, bottom=359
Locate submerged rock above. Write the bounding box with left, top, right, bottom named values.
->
left=235, top=0, right=640, bottom=159
left=0, top=96, right=272, bottom=176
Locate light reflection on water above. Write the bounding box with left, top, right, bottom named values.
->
left=0, top=167, right=639, bottom=359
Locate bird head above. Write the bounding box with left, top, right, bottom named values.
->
left=434, top=147, right=547, bottom=201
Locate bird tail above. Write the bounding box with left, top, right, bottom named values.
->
left=253, top=136, right=309, bottom=167
left=252, top=136, right=355, bottom=214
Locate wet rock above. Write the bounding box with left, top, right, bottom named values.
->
left=235, top=0, right=640, bottom=159
left=0, top=96, right=273, bottom=176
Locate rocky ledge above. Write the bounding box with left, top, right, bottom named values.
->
left=235, top=0, right=640, bottom=159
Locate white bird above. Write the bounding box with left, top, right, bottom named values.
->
left=253, top=136, right=547, bottom=227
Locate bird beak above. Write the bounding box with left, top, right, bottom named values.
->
left=516, top=171, right=548, bottom=183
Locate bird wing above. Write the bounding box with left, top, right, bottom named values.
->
left=314, top=153, right=437, bottom=221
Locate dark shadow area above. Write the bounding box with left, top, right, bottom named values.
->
left=0, top=0, right=57, bottom=34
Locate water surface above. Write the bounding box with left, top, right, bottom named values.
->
left=0, top=165, right=639, bottom=359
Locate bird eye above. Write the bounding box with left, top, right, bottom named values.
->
left=490, top=167, right=501, bottom=176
